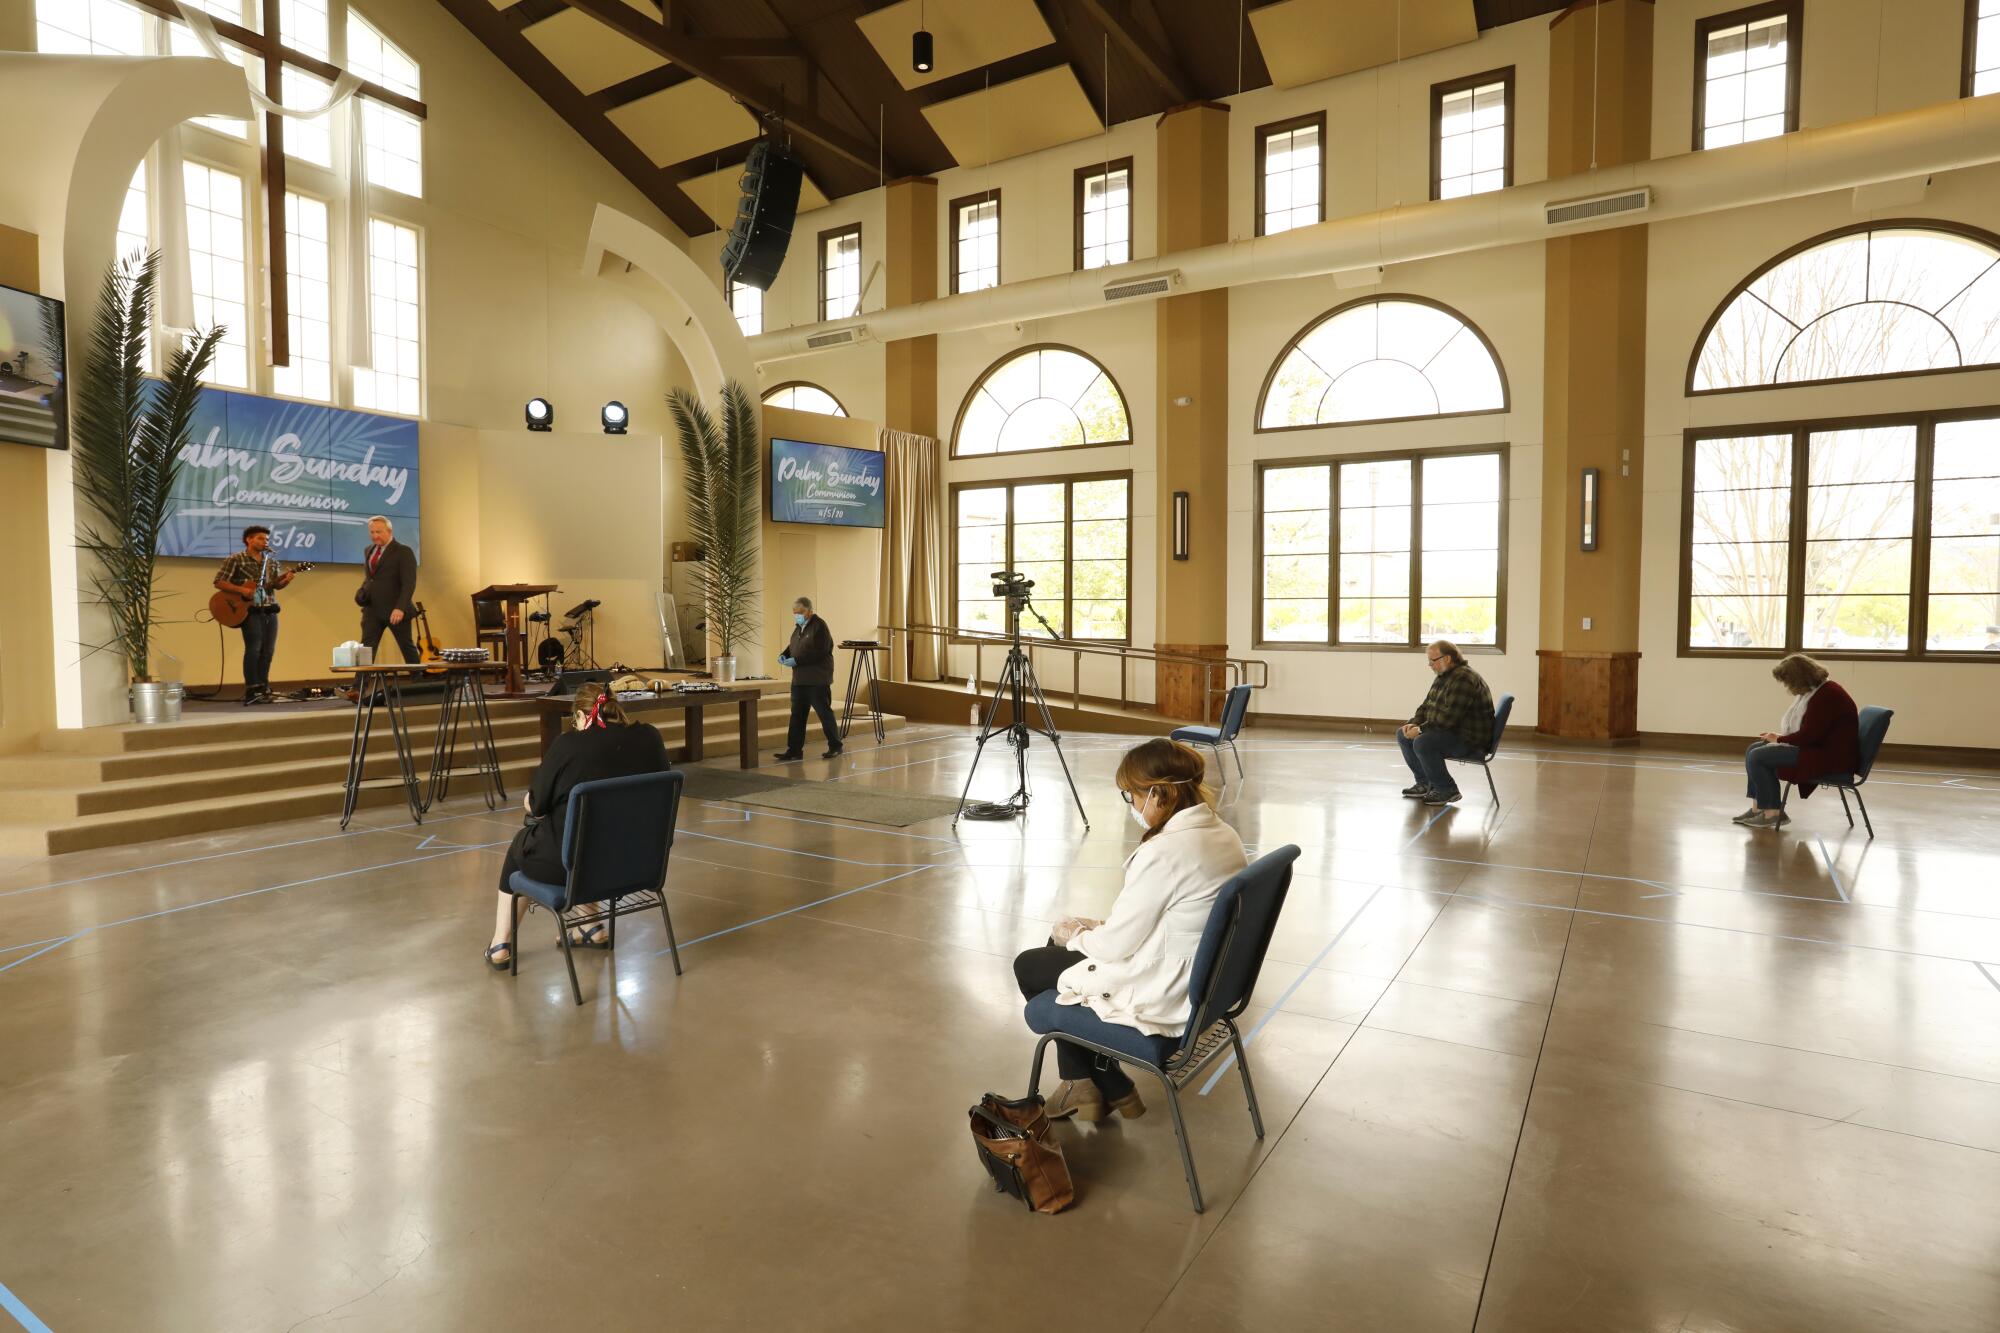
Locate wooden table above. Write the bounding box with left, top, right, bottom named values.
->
left=472, top=583, right=558, bottom=696
left=333, top=662, right=507, bottom=829
left=537, top=683, right=769, bottom=769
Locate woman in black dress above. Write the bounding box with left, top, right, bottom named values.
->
left=485, top=682, right=670, bottom=968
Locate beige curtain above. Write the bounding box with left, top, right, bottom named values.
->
left=878, top=428, right=947, bottom=681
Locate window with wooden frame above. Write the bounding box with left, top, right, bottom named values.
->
left=1431, top=68, right=1513, bottom=200
left=1681, top=408, right=2000, bottom=658
left=818, top=223, right=862, bottom=321
left=1074, top=158, right=1133, bottom=271
left=729, top=279, right=763, bottom=336
left=1694, top=1, right=1801, bottom=150
left=1255, top=446, right=1507, bottom=650
left=952, top=474, right=1132, bottom=642
left=1966, top=0, right=2000, bottom=97
left=1255, top=112, right=1325, bottom=237
left=952, top=345, right=1131, bottom=458
left=951, top=189, right=1000, bottom=294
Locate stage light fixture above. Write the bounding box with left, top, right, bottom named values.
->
left=601, top=400, right=629, bottom=435
left=525, top=397, right=554, bottom=432
left=913, top=2, right=933, bottom=72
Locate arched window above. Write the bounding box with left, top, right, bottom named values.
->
left=1258, top=297, right=1507, bottom=431
left=951, top=345, right=1130, bottom=457
left=762, top=382, right=847, bottom=416
left=1690, top=223, right=2000, bottom=392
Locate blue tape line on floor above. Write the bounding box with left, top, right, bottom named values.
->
left=0, top=1277, right=52, bottom=1333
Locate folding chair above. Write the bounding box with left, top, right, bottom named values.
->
left=1447, top=692, right=1515, bottom=804
left=506, top=770, right=685, bottom=1004
left=1025, top=845, right=1299, bottom=1212
left=1781, top=704, right=1894, bottom=838
left=1169, top=683, right=1255, bottom=793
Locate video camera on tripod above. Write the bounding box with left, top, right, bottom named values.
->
left=954, top=570, right=1088, bottom=826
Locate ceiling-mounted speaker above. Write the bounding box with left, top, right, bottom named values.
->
left=720, top=141, right=804, bottom=292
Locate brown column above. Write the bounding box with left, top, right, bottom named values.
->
left=1539, top=0, right=1652, bottom=741
left=1155, top=102, right=1230, bottom=722
left=882, top=176, right=938, bottom=438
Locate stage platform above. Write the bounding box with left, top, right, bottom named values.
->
left=0, top=692, right=904, bottom=856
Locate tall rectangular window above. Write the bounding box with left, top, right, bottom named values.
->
left=182, top=161, right=250, bottom=388
left=819, top=224, right=861, bottom=321
left=352, top=218, right=421, bottom=417
left=1255, top=448, right=1506, bottom=649
left=951, top=191, right=1000, bottom=295
left=271, top=193, right=332, bottom=402
left=1075, top=159, right=1132, bottom=271
left=1681, top=411, right=2000, bottom=658
left=1695, top=2, right=1800, bottom=149
left=1255, top=113, right=1324, bottom=237
left=170, top=1, right=260, bottom=140
left=1687, top=434, right=1793, bottom=649
left=36, top=0, right=149, bottom=55
left=1927, top=417, right=2000, bottom=649
left=1432, top=68, right=1513, bottom=199
left=278, top=0, right=332, bottom=167
left=349, top=10, right=424, bottom=198
left=729, top=280, right=763, bottom=337
left=952, top=475, right=1132, bottom=643
left=117, top=162, right=150, bottom=267
left=1967, top=0, right=2000, bottom=97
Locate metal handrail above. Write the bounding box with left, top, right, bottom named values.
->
left=871, top=622, right=1269, bottom=722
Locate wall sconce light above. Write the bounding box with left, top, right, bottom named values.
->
left=1172, top=490, right=1190, bottom=561
left=1580, top=467, right=1600, bottom=552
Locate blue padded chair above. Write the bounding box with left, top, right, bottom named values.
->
left=1169, top=683, right=1254, bottom=793
left=506, top=770, right=685, bottom=1005
left=1446, top=692, right=1515, bottom=804
left=1024, top=844, right=1299, bottom=1213
left=1781, top=704, right=1893, bottom=838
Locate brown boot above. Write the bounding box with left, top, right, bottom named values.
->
left=1106, top=1086, right=1147, bottom=1120
left=1043, top=1079, right=1107, bottom=1122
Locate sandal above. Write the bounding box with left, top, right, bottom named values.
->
left=566, top=924, right=611, bottom=950
left=484, top=943, right=513, bottom=969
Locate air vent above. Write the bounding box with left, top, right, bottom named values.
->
left=1545, top=187, right=1651, bottom=227
left=1102, top=270, right=1182, bottom=302
left=805, top=325, right=867, bottom=349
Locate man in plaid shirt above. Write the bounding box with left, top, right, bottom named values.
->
left=213, top=525, right=295, bottom=704
left=1398, top=640, right=1495, bottom=806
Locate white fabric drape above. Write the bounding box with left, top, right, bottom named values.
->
left=877, top=429, right=947, bottom=681
left=154, top=130, right=194, bottom=331
left=171, top=3, right=364, bottom=119
left=342, top=96, right=374, bottom=368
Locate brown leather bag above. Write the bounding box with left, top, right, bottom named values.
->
left=969, top=1093, right=1075, bottom=1214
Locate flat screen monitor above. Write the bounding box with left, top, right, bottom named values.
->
left=0, top=281, right=66, bottom=451
left=769, top=437, right=885, bottom=529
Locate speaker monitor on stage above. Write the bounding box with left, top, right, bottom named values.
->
left=721, top=141, right=803, bottom=292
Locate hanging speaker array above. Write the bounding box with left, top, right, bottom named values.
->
left=720, top=141, right=804, bottom=292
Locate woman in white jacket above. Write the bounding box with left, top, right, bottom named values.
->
left=1012, top=738, right=1249, bottom=1122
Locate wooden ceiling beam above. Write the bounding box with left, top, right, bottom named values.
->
left=1078, top=0, right=1192, bottom=104
left=433, top=0, right=713, bottom=236
left=560, top=0, right=894, bottom=176
left=589, top=63, right=697, bottom=113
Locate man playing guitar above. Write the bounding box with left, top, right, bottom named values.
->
left=212, top=525, right=298, bottom=705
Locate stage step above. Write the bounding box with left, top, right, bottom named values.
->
left=0, top=692, right=905, bottom=857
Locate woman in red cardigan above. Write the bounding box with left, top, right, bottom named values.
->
left=1735, top=654, right=1860, bottom=830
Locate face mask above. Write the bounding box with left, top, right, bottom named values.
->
left=794, top=613, right=806, bottom=626
left=1128, top=798, right=1151, bottom=830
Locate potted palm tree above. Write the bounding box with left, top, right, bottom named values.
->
left=668, top=381, right=760, bottom=683
left=70, top=251, right=223, bottom=723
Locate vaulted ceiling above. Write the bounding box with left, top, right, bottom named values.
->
left=438, top=0, right=1575, bottom=239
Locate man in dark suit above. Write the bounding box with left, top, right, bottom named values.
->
left=773, top=596, right=841, bottom=762
left=356, top=515, right=419, bottom=663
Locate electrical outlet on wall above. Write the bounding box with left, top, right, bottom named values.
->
left=1582, top=616, right=1593, bottom=630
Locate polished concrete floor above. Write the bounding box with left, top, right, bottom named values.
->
left=1, top=723, right=1997, bottom=1331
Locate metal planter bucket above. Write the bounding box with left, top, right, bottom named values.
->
left=131, top=681, right=185, bottom=725
left=712, top=654, right=738, bottom=684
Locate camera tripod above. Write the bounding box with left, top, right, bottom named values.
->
left=954, top=575, right=1090, bottom=828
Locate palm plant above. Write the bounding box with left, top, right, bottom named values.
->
left=668, top=380, right=761, bottom=661
left=70, top=251, right=223, bottom=682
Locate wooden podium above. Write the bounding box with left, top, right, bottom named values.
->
left=472, top=583, right=558, bottom=696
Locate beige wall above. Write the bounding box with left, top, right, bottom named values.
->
left=760, top=404, right=882, bottom=694
left=0, top=224, right=56, bottom=753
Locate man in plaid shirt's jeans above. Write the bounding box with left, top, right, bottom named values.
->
left=1398, top=640, right=1495, bottom=806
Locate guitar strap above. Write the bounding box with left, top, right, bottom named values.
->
left=254, top=553, right=272, bottom=607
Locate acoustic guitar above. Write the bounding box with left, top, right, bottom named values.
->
left=208, top=562, right=315, bottom=628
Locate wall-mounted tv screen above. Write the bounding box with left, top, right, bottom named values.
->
left=770, top=437, right=885, bottom=529
left=0, top=282, right=66, bottom=451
